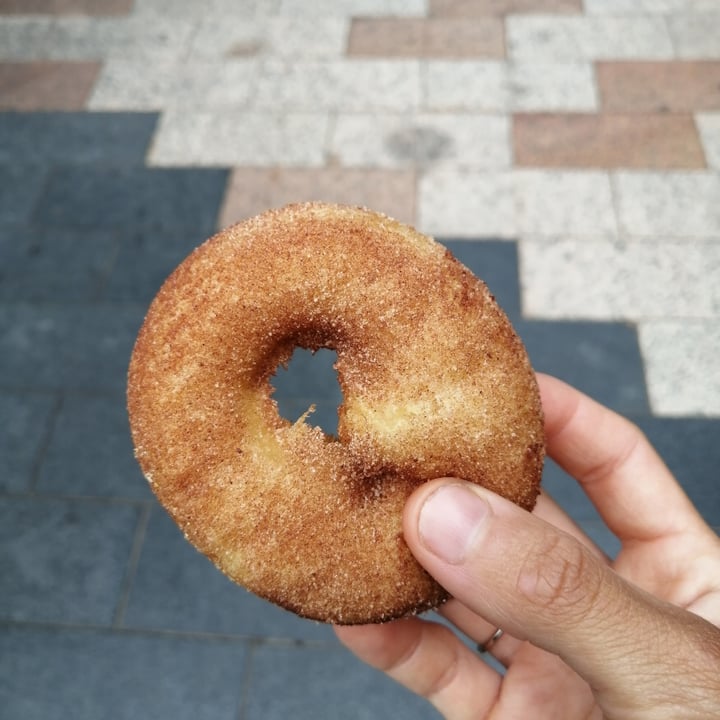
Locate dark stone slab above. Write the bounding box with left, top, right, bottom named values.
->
left=0, top=303, right=145, bottom=392
left=0, top=112, right=157, bottom=166
left=34, top=165, right=229, bottom=234
left=0, top=391, right=56, bottom=493
left=516, top=319, right=649, bottom=415
left=0, top=225, right=118, bottom=301
left=440, top=239, right=521, bottom=319
left=0, top=626, right=247, bottom=720
left=0, top=497, right=139, bottom=623
left=36, top=392, right=151, bottom=500
left=0, top=164, right=47, bottom=226
left=540, top=458, right=601, bottom=524
left=123, top=506, right=335, bottom=642
left=105, top=226, right=205, bottom=302
left=245, top=643, right=439, bottom=720
left=631, top=415, right=720, bottom=528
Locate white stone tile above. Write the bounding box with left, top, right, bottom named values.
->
left=418, top=170, right=516, bottom=238
left=639, top=321, right=720, bottom=417
left=584, top=0, right=689, bottom=12
left=88, top=60, right=257, bottom=111
left=277, top=0, right=427, bottom=15
left=254, top=60, right=420, bottom=111
left=514, top=171, right=617, bottom=237
left=330, top=114, right=510, bottom=169
left=696, top=113, right=720, bottom=170
left=667, top=13, right=720, bottom=57
left=423, top=61, right=508, bottom=111
left=188, top=16, right=349, bottom=60
left=520, top=237, right=720, bottom=320
left=613, top=171, right=720, bottom=238
left=509, top=62, right=598, bottom=112
left=506, top=16, right=674, bottom=62
left=0, top=19, right=53, bottom=60
left=148, top=111, right=329, bottom=167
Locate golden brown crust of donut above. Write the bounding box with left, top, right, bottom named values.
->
left=127, top=202, right=544, bottom=625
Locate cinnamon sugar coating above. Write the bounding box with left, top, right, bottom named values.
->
left=127, top=203, right=544, bottom=624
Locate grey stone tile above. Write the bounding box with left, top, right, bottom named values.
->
left=0, top=164, right=47, bottom=226
left=440, top=239, right=521, bottom=319
left=423, top=60, right=508, bottom=111
left=245, top=643, right=439, bottom=720
left=515, top=319, right=649, bottom=415
left=0, top=303, right=144, bottom=392
left=33, top=166, right=229, bottom=234
left=0, top=225, right=118, bottom=301
left=667, top=12, right=720, bottom=58
left=0, top=497, right=139, bottom=623
left=104, top=227, right=205, bottom=302
left=541, top=458, right=601, bottom=524
left=0, top=391, right=56, bottom=493
left=509, top=61, right=598, bottom=111
left=0, top=111, right=157, bottom=166
left=630, top=415, right=720, bottom=527
left=123, top=505, right=335, bottom=642
left=36, top=392, right=151, bottom=500
left=0, top=626, right=247, bottom=720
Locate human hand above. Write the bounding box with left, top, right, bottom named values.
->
left=335, top=374, right=720, bottom=719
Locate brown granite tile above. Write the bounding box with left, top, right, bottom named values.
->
left=0, top=0, right=132, bottom=13
left=347, top=17, right=504, bottom=58
left=598, top=61, right=720, bottom=113
left=0, top=62, right=100, bottom=110
left=218, top=168, right=416, bottom=229
left=429, top=0, right=581, bottom=16
left=514, top=113, right=706, bottom=169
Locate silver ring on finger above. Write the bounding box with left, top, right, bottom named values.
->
left=477, top=627, right=504, bottom=654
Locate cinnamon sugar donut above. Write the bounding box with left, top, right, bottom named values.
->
left=127, top=203, right=544, bottom=624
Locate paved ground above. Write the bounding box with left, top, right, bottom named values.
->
left=1, top=1, right=719, bottom=718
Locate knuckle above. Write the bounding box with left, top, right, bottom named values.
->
left=517, top=529, right=603, bottom=621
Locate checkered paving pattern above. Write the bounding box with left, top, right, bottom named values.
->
left=1, top=1, right=719, bottom=718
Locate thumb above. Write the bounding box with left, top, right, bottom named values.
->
left=404, top=479, right=715, bottom=709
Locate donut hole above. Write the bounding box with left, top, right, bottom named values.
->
left=271, top=347, right=342, bottom=438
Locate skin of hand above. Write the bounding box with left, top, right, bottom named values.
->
left=335, top=374, right=720, bottom=719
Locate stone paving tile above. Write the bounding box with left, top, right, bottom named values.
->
left=597, top=61, right=720, bottom=112
left=0, top=303, right=144, bottom=392
left=514, top=170, right=617, bottom=237
left=34, top=166, right=228, bottom=234
left=0, top=61, right=100, bottom=110
left=613, top=170, right=720, bottom=238
left=423, top=60, right=507, bottom=110
left=219, top=167, right=416, bottom=228
left=696, top=113, right=720, bottom=169
left=639, top=320, right=720, bottom=417
left=0, top=497, right=139, bottom=623
left=149, top=110, right=328, bottom=167
left=0, top=626, right=248, bottom=720
left=418, top=169, right=516, bottom=237
left=277, top=0, right=427, bottom=14
left=188, top=16, right=348, bottom=60
left=514, top=113, right=706, bottom=169
left=0, top=391, right=57, bottom=493
left=0, top=0, right=132, bottom=13
left=0, top=226, right=118, bottom=301
left=122, top=506, right=335, bottom=642
left=520, top=238, right=720, bottom=321
left=104, top=226, right=206, bottom=302
left=36, top=393, right=151, bottom=500
left=244, top=643, right=437, bottom=720
left=430, top=0, right=581, bottom=14
left=347, top=17, right=505, bottom=59
left=254, top=59, right=420, bottom=112
left=0, top=165, right=47, bottom=226
left=89, top=59, right=257, bottom=111
left=0, top=111, right=157, bottom=166
left=667, top=13, right=720, bottom=58
left=584, top=0, right=695, bottom=11
left=506, top=15, right=674, bottom=62
left=331, top=113, right=510, bottom=169
left=509, top=61, right=597, bottom=111
left=515, top=319, right=649, bottom=415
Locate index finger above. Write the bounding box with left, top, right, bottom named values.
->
left=536, top=373, right=707, bottom=543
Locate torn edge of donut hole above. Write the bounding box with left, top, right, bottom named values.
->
left=269, top=346, right=343, bottom=439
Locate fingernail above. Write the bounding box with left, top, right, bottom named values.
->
left=418, top=484, right=490, bottom=564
